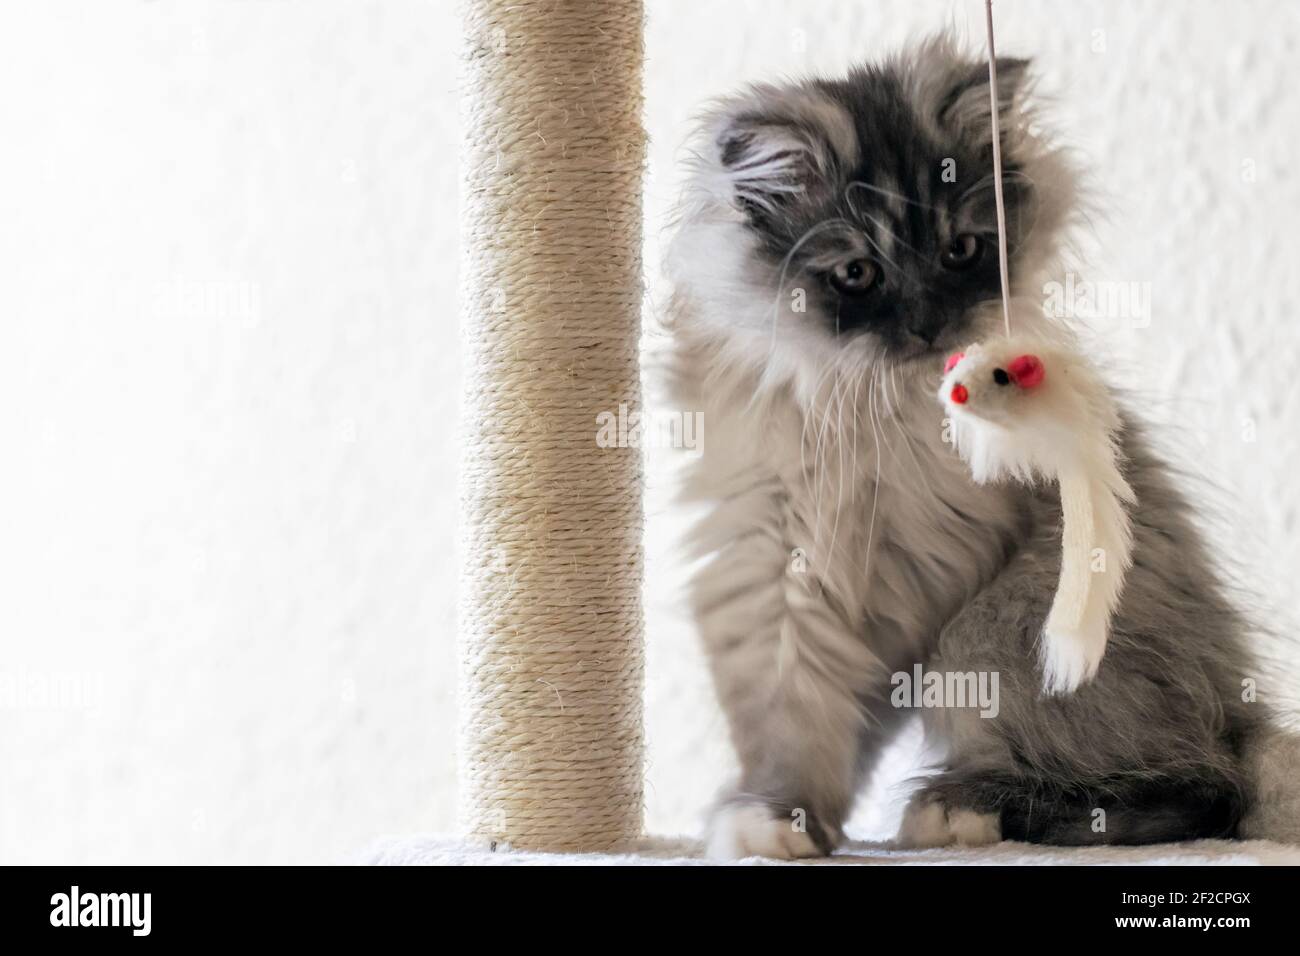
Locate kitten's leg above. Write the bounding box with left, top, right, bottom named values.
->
left=695, top=490, right=902, bottom=860
left=896, top=790, right=1001, bottom=848
left=892, top=541, right=1051, bottom=851
left=896, top=520, right=1247, bottom=848
left=707, top=686, right=904, bottom=860
left=705, top=634, right=901, bottom=859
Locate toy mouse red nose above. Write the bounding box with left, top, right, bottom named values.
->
left=950, top=383, right=969, bottom=404
left=1007, top=354, right=1044, bottom=389
left=944, top=351, right=965, bottom=374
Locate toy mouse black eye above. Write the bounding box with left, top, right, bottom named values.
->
left=993, top=368, right=1011, bottom=385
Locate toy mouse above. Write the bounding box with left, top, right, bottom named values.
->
left=938, top=338, right=1136, bottom=695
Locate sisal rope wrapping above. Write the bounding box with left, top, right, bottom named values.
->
left=457, top=0, right=646, bottom=851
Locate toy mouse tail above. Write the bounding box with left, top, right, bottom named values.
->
left=1040, top=467, right=1134, bottom=695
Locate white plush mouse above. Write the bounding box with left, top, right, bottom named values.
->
left=938, top=338, right=1136, bottom=695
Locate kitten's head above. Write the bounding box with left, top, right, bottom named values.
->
left=668, top=35, right=1076, bottom=394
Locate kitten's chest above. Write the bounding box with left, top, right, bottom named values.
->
left=689, top=369, right=1025, bottom=635
left=785, top=398, right=1024, bottom=633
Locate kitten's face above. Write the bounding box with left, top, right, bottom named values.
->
left=671, top=39, right=1069, bottom=382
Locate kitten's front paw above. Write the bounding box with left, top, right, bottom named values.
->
left=1039, top=626, right=1104, bottom=695
left=896, top=797, right=1001, bottom=849
left=707, top=802, right=825, bottom=861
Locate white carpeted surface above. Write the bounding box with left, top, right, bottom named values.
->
left=355, top=835, right=1300, bottom=866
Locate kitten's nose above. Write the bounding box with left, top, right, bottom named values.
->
left=905, top=321, right=939, bottom=346
left=906, top=308, right=950, bottom=347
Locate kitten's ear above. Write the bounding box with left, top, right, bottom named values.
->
left=937, top=57, right=1031, bottom=147
left=706, top=86, right=857, bottom=226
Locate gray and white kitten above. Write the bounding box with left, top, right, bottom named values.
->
left=663, top=36, right=1300, bottom=858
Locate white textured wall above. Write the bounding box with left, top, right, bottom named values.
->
left=2, top=1, right=1296, bottom=863
left=0, top=0, right=461, bottom=864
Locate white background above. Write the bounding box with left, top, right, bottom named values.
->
left=2, top=0, right=1297, bottom=864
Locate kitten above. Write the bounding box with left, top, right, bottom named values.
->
left=662, top=35, right=1300, bottom=858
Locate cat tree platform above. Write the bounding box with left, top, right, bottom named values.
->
left=356, top=836, right=1300, bottom=866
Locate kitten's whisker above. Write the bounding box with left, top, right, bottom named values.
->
left=849, top=361, right=867, bottom=502
left=767, top=217, right=858, bottom=358
left=825, top=367, right=850, bottom=566
left=873, top=351, right=902, bottom=466
left=865, top=362, right=883, bottom=477
left=956, top=168, right=1037, bottom=205
left=846, top=179, right=937, bottom=212
left=877, top=352, right=896, bottom=422
left=842, top=184, right=937, bottom=267
left=812, top=366, right=844, bottom=542
left=863, top=363, right=884, bottom=582
left=972, top=293, right=1040, bottom=314
left=855, top=219, right=906, bottom=270
left=800, top=359, right=840, bottom=544
left=858, top=209, right=932, bottom=267
left=888, top=365, right=943, bottom=508
left=812, top=362, right=843, bottom=548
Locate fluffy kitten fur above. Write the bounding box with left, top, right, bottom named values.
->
left=663, top=35, right=1300, bottom=858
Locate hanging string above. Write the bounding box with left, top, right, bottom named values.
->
left=984, top=0, right=1013, bottom=338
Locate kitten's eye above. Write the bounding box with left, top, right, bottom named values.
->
left=941, top=233, right=982, bottom=271
left=829, top=259, right=879, bottom=295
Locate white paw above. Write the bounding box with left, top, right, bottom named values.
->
left=707, top=803, right=823, bottom=861
left=896, top=799, right=1001, bottom=849
left=1039, top=626, right=1104, bottom=695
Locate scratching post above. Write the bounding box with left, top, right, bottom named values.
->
left=457, top=0, right=646, bottom=850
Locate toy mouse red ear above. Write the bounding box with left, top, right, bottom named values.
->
left=1006, top=354, right=1045, bottom=389
left=944, top=352, right=965, bottom=374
